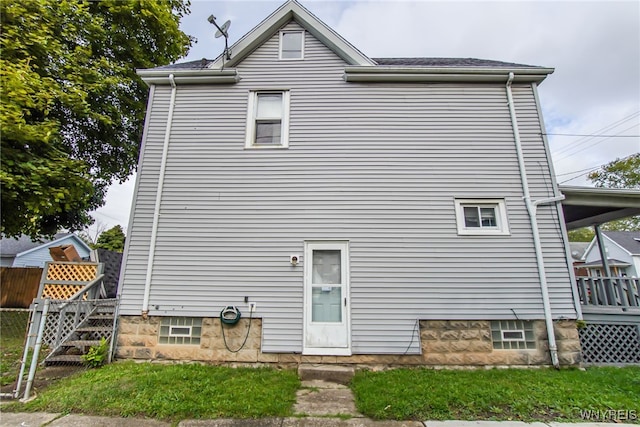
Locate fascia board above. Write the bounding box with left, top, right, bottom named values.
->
left=209, top=0, right=374, bottom=69
left=137, top=69, right=239, bottom=85
left=344, top=66, right=554, bottom=83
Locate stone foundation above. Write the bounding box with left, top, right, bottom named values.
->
left=116, top=316, right=581, bottom=367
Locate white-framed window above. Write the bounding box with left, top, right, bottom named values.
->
left=245, top=90, right=290, bottom=148
left=279, top=30, right=304, bottom=60
left=491, top=320, right=535, bottom=350
left=454, top=199, right=510, bottom=236
left=158, top=317, right=202, bottom=345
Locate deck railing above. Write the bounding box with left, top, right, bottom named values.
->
left=577, top=276, right=640, bottom=308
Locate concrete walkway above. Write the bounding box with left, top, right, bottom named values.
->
left=2, top=412, right=638, bottom=427
left=1, top=377, right=636, bottom=427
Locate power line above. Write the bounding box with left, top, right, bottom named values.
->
left=550, top=111, right=640, bottom=157
left=553, top=123, right=639, bottom=163
left=556, top=152, right=638, bottom=184
left=555, top=165, right=601, bottom=177
left=545, top=133, right=639, bottom=137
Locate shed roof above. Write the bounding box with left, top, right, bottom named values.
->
left=0, top=233, right=71, bottom=257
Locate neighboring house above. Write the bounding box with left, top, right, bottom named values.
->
left=117, top=0, right=580, bottom=367
left=569, top=242, right=590, bottom=277
left=582, top=231, right=640, bottom=277
left=0, top=233, right=91, bottom=268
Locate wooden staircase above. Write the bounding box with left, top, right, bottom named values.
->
left=44, top=299, right=118, bottom=365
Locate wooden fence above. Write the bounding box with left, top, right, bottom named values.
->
left=0, top=267, right=43, bottom=308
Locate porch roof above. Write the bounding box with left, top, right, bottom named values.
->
left=581, top=258, right=631, bottom=268
left=559, top=186, right=640, bottom=230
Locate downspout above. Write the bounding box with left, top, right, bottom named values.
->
left=142, top=74, right=177, bottom=318
left=506, top=72, right=560, bottom=368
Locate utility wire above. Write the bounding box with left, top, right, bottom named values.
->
left=555, top=165, right=601, bottom=177
left=553, top=123, right=639, bottom=163
left=556, top=152, right=638, bottom=184
left=545, top=133, right=639, bottom=137
left=550, top=111, right=639, bottom=157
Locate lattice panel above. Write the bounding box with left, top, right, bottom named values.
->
left=579, top=323, right=640, bottom=364
left=42, top=284, right=86, bottom=300
left=42, top=313, right=85, bottom=346
left=46, top=263, right=97, bottom=282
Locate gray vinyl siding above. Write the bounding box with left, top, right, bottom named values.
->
left=120, top=21, right=576, bottom=354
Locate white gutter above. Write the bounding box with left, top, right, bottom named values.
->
left=506, top=72, right=560, bottom=368
left=142, top=74, right=177, bottom=318
left=137, top=68, right=239, bottom=85
left=344, top=66, right=553, bottom=83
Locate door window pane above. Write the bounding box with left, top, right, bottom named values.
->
left=312, top=250, right=341, bottom=284
left=312, top=286, right=342, bottom=322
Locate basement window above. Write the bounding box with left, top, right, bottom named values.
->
left=159, top=317, right=202, bottom=345
left=491, top=320, right=535, bottom=350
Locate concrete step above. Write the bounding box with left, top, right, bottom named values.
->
left=62, top=340, right=103, bottom=347
left=298, top=364, right=355, bottom=385
left=46, top=354, right=83, bottom=364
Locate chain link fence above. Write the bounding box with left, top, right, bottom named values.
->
left=1, top=298, right=117, bottom=401
left=0, top=308, right=34, bottom=398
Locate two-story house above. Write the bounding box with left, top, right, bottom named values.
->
left=116, top=0, right=581, bottom=367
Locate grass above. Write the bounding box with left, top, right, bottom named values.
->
left=351, top=367, right=640, bottom=422
left=4, top=361, right=300, bottom=422
left=0, top=310, right=31, bottom=386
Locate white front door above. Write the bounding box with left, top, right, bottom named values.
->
left=303, top=241, right=351, bottom=355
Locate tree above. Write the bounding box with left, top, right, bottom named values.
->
left=589, top=153, right=640, bottom=190
left=587, top=153, right=640, bottom=231
left=567, top=227, right=595, bottom=242
left=77, top=221, right=109, bottom=246
left=1, top=0, right=192, bottom=239
left=94, top=225, right=126, bottom=252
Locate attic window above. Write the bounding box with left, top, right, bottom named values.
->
left=280, top=30, right=304, bottom=60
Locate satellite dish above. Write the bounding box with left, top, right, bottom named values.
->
left=215, top=20, right=231, bottom=39
left=208, top=14, right=232, bottom=62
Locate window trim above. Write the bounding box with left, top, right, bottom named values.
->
left=245, top=90, right=290, bottom=149
left=279, top=30, right=305, bottom=60
left=491, top=320, right=536, bottom=350
left=454, top=199, right=510, bottom=236
left=158, top=317, right=202, bottom=345
left=501, top=330, right=525, bottom=341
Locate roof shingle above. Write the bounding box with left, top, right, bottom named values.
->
left=150, top=57, right=543, bottom=71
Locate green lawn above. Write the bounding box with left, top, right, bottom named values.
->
left=4, top=361, right=300, bottom=422
left=0, top=310, right=30, bottom=386
left=351, top=367, right=640, bottom=422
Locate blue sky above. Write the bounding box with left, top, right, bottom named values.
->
left=89, top=0, right=640, bottom=234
